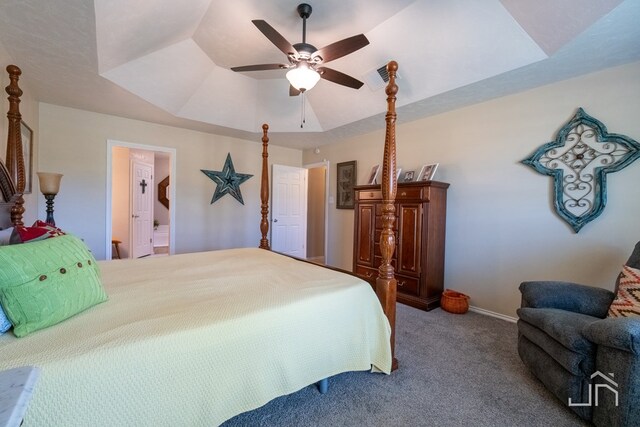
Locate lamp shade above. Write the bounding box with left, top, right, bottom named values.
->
left=286, top=64, right=320, bottom=92
left=37, top=172, right=63, bottom=195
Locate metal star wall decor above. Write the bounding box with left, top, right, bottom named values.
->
left=522, top=108, right=640, bottom=232
left=201, top=153, right=253, bottom=205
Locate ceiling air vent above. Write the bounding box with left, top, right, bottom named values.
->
left=364, top=63, right=400, bottom=91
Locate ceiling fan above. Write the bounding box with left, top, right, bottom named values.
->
left=231, top=3, right=369, bottom=96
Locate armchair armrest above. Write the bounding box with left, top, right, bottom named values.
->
left=519, top=281, right=614, bottom=318
left=583, top=317, right=640, bottom=355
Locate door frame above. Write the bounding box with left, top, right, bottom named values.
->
left=105, top=139, right=177, bottom=260
left=303, top=160, right=330, bottom=264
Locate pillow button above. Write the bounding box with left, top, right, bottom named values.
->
left=60, top=268, right=66, bottom=274
left=77, top=262, right=83, bottom=268
left=39, top=275, right=47, bottom=281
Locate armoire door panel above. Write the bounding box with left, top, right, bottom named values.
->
left=356, top=204, right=375, bottom=265
left=397, top=204, right=422, bottom=275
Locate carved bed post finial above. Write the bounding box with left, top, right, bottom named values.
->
left=377, top=60, right=398, bottom=371
left=259, top=124, right=271, bottom=250
left=6, top=64, right=25, bottom=226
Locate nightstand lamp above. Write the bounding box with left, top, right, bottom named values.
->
left=37, top=172, right=63, bottom=226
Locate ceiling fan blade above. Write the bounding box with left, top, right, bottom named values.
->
left=252, top=20, right=299, bottom=57
left=230, top=63, right=288, bottom=72
left=312, top=34, right=369, bottom=64
left=317, top=67, right=364, bottom=89
left=289, top=85, right=301, bottom=96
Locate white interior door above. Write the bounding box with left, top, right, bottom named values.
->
left=131, top=160, right=153, bottom=258
left=271, top=164, right=308, bottom=257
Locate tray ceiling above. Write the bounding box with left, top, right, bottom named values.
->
left=0, top=0, right=638, bottom=148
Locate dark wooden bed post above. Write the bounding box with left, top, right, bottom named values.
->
left=377, top=61, right=399, bottom=371
left=259, top=123, right=270, bottom=250
left=5, top=65, right=25, bottom=227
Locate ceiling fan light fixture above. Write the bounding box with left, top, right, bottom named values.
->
left=286, top=65, right=320, bottom=92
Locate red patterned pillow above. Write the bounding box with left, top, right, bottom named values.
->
left=10, top=220, right=66, bottom=244
left=607, top=265, right=640, bottom=318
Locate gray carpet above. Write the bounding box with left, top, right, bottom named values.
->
left=223, top=304, right=587, bottom=426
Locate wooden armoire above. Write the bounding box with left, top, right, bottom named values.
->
left=352, top=181, right=449, bottom=310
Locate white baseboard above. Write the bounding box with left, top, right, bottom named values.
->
left=468, top=306, right=517, bottom=323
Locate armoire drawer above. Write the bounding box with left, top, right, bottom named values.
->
left=396, top=274, right=419, bottom=296
left=396, top=186, right=424, bottom=200
left=357, top=190, right=382, bottom=200
left=354, top=265, right=378, bottom=282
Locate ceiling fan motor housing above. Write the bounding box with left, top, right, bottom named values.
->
left=293, top=42, right=317, bottom=60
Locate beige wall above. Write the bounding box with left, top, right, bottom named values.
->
left=0, top=51, right=39, bottom=225
left=303, top=61, right=640, bottom=317
left=307, top=166, right=326, bottom=259
left=38, top=103, right=302, bottom=259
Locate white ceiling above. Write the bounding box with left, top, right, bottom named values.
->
left=0, top=0, right=638, bottom=149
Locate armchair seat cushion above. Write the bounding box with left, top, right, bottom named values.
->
left=518, top=320, right=594, bottom=375
left=517, top=307, right=598, bottom=354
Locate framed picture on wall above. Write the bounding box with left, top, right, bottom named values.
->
left=158, top=175, right=170, bottom=209
left=417, top=163, right=439, bottom=182
left=20, top=120, right=33, bottom=193
left=336, top=160, right=357, bottom=209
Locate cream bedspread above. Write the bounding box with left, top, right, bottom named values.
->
left=0, top=248, right=391, bottom=426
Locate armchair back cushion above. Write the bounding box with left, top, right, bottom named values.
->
left=520, top=281, right=614, bottom=318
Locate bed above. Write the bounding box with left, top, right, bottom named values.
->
left=0, top=62, right=401, bottom=426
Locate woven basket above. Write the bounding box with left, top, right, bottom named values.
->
left=441, top=289, right=470, bottom=314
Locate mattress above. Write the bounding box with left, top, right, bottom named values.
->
left=0, top=248, right=391, bottom=426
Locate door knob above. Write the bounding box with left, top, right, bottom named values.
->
left=273, top=219, right=278, bottom=222
left=132, top=214, right=140, bottom=218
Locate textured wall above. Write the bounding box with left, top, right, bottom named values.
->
left=38, top=104, right=302, bottom=259
left=303, top=61, right=640, bottom=317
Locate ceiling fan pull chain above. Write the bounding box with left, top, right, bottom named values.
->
left=300, top=92, right=306, bottom=128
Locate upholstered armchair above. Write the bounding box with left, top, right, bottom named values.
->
left=517, top=242, right=640, bottom=427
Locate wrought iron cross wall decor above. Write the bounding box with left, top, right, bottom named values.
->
left=522, top=108, right=640, bottom=232
left=139, top=179, right=147, bottom=194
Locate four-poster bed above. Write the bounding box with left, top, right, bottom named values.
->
left=0, top=62, right=401, bottom=425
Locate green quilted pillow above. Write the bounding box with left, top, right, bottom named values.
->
left=0, top=234, right=108, bottom=337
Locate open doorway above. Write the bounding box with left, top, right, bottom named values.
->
left=269, top=161, right=329, bottom=264
left=105, top=140, right=176, bottom=260
left=305, top=161, right=329, bottom=265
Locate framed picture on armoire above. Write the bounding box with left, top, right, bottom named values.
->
left=336, top=161, right=356, bottom=209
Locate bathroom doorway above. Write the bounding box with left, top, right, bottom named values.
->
left=106, top=140, right=176, bottom=260
left=305, top=161, right=329, bottom=265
